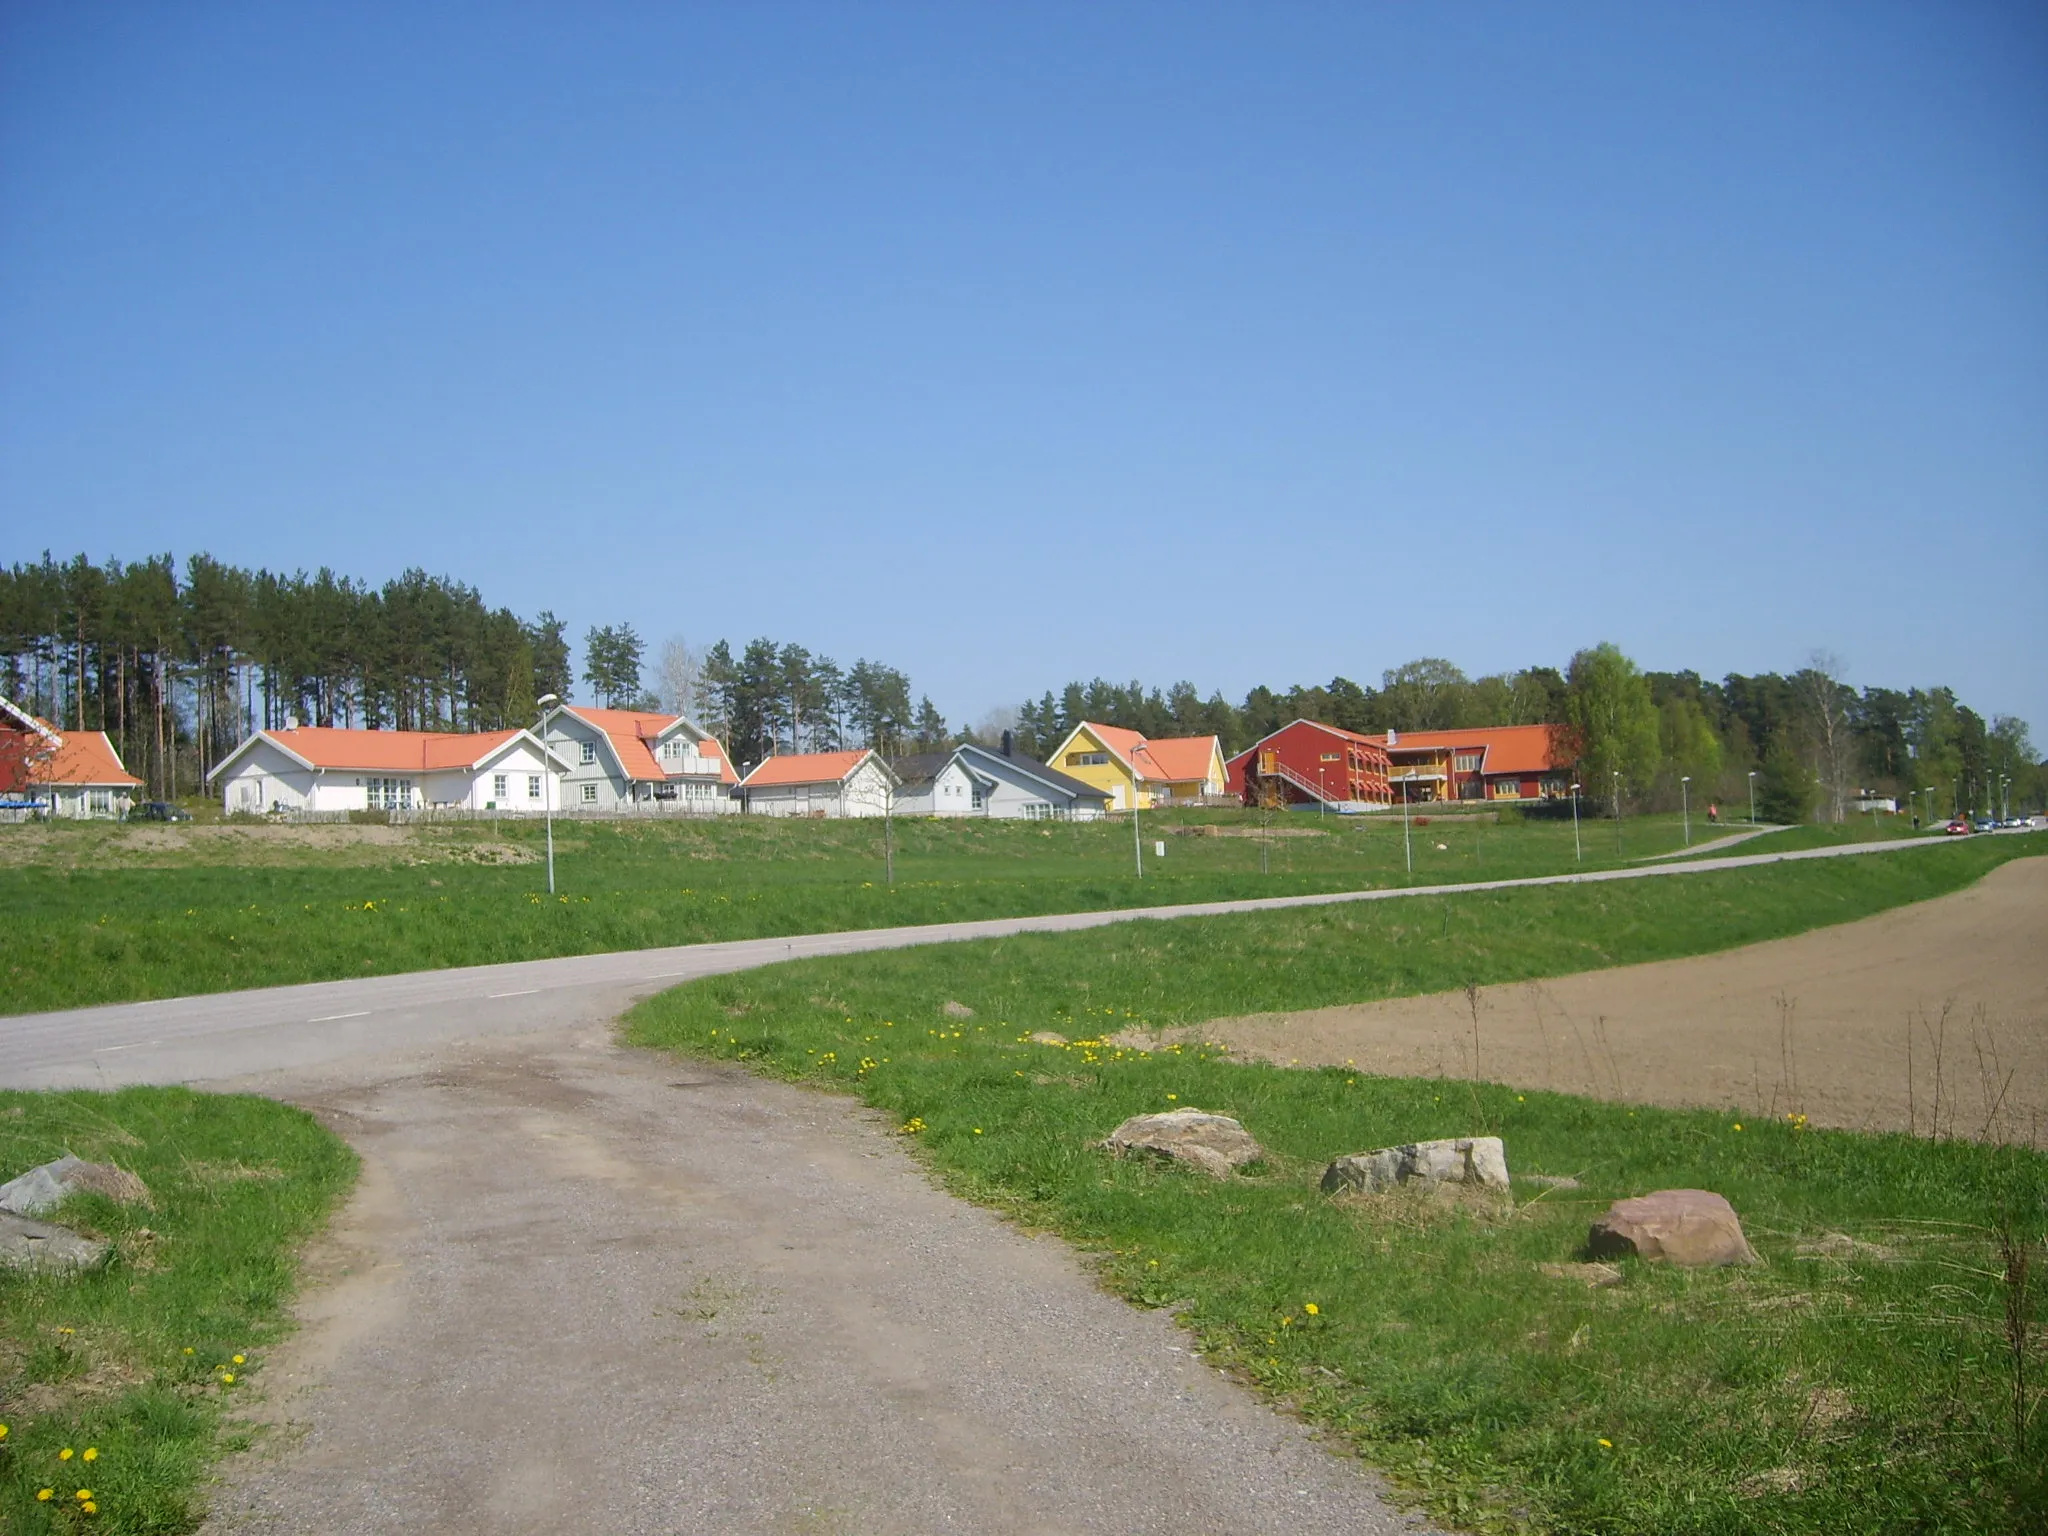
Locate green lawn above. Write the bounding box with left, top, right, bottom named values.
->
left=3, top=806, right=1727, bottom=1015
left=0, top=1089, right=357, bottom=1534
left=625, top=841, right=2047, bottom=1535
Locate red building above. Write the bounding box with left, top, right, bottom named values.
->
left=1224, top=721, right=1392, bottom=810
left=1227, top=721, right=1570, bottom=809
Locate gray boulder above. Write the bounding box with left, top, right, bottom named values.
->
left=1102, top=1108, right=1264, bottom=1179
left=1588, top=1189, right=1760, bottom=1267
left=0, top=1154, right=151, bottom=1216
left=0, top=1212, right=109, bottom=1273
left=1321, top=1136, right=1510, bottom=1195
left=940, top=1000, right=976, bottom=1021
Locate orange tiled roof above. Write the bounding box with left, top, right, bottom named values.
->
left=1374, top=724, right=1565, bottom=775
left=266, top=727, right=524, bottom=773
left=739, top=750, right=873, bottom=789
left=3, top=718, right=143, bottom=789
left=561, top=708, right=732, bottom=784
left=1136, top=735, right=1220, bottom=784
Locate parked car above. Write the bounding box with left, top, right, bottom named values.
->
left=127, top=801, right=193, bottom=823
left=1943, top=818, right=1971, bottom=836
left=1970, top=818, right=1997, bottom=834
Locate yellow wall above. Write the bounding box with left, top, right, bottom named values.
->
left=1050, top=726, right=1146, bottom=809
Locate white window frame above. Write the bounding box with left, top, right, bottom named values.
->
left=580, top=741, right=596, bottom=765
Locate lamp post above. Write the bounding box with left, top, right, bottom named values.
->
left=1133, top=779, right=1143, bottom=878
left=1570, top=782, right=1582, bottom=864
left=1400, top=774, right=1414, bottom=875
left=1681, top=775, right=1691, bottom=847
left=1612, top=770, right=1623, bottom=857
left=536, top=692, right=562, bottom=896
left=1747, top=769, right=1757, bottom=826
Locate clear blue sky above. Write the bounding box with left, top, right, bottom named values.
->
left=4, top=3, right=2044, bottom=734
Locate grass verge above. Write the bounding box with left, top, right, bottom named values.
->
left=2, top=809, right=1724, bottom=1015
left=625, top=846, right=2047, bottom=1534
left=0, top=1090, right=357, bottom=1534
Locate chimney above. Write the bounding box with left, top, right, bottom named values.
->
left=1001, top=730, right=1014, bottom=758
left=1386, top=728, right=1398, bottom=746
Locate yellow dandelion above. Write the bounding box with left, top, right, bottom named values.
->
left=83, top=1502, right=99, bottom=1515
left=58, top=1327, right=75, bottom=1336
left=0, top=1423, right=6, bottom=1439
left=1165, top=1093, right=1177, bottom=1101
left=972, top=1128, right=983, bottom=1135
left=60, top=1448, right=75, bottom=1461
left=221, top=1373, right=236, bottom=1385
left=1732, top=1123, right=1743, bottom=1132
left=1304, top=1302, right=1320, bottom=1315
left=76, top=1489, right=93, bottom=1500
left=82, top=1447, right=98, bottom=1462
left=1597, top=1438, right=1613, bottom=1449
left=183, top=1347, right=195, bottom=1355
left=232, top=1354, right=245, bottom=1365
left=37, top=1489, right=53, bottom=1502
left=1281, top=1316, right=1293, bottom=1327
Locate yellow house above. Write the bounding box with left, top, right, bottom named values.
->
left=1044, top=721, right=1228, bottom=811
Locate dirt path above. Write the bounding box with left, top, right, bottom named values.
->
left=1187, top=855, right=2048, bottom=1143
left=199, top=1026, right=1431, bottom=1535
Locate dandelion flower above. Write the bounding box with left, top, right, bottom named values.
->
left=60, top=1448, right=75, bottom=1461
left=972, top=1128, right=983, bottom=1135
left=0, top=1423, right=6, bottom=1439
left=1304, top=1303, right=1320, bottom=1316
left=1597, top=1438, right=1612, bottom=1449
left=37, top=1489, right=53, bottom=1502
left=82, top=1447, right=98, bottom=1461
left=1732, top=1123, right=1743, bottom=1132
left=221, top=1373, right=236, bottom=1385
left=1165, top=1093, right=1177, bottom=1102
left=183, top=1347, right=195, bottom=1355
left=76, top=1489, right=93, bottom=1500
left=83, top=1502, right=98, bottom=1514
left=233, top=1354, right=245, bottom=1365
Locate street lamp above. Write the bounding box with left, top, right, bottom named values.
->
left=1747, top=769, right=1757, bottom=826
left=536, top=692, right=562, bottom=896
left=1681, top=775, right=1691, bottom=847
left=1399, top=773, right=1415, bottom=875
left=1612, top=770, right=1623, bottom=857
left=1570, top=782, right=1582, bottom=864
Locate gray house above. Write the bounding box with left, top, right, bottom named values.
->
left=890, top=743, right=1111, bottom=820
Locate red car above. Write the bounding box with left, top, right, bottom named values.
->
left=1944, top=818, right=1971, bottom=835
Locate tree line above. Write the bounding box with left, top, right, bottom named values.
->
left=1003, top=647, right=2038, bottom=822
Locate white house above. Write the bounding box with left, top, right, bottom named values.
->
left=889, top=744, right=1113, bottom=820
left=210, top=726, right=569, bottom=815
left=735, top=749, right=897, bottom=818
left=539, top=706, right=736, bottom=813
left=0, top=693, right=143, bottom=820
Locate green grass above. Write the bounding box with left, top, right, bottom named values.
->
left=624, top=843, right=2048, bottom=1535
left=0, top=1089, right=357, bottom=1534
left=2, top=807, right=1733, bottom=1015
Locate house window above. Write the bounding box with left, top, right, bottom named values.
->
left=582, top=783, right=598, bottom=804
left=971, top=785, right=986, bottom=810
left=580, top=741, right=596, bottom=765
left=528, top=775, right=542, bottom=799
left=1453, top=753, right=1482, bottom=772
left=365, top=778, right=415, bottom=811
left=88, top=789, right=111, bottom=815
left=493, top=774, right=508, bottom=800
left=1067, top=751, right=1107, bottom=767
left=1320, top=752, right=1341, bottom=762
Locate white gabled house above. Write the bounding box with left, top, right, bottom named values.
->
left=539, top=707, right=737, bottom=812
left=210, top=726, right=569, bottom=815
left=735, top=749, right=897, bottom=818
left=888, top=743, right=1114, bottom=820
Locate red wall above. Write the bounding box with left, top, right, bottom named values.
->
left=1240, top=721, right=1390, bottom=805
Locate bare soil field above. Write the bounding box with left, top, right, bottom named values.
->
left=1186, top=854, right=2047, bottom=1144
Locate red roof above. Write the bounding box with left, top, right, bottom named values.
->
left=260, top=727, right=526, bottom=773
left=739, top=750, right=875, bottom=789
left=560, top=708, right=736, bottom=785
left=1373, top=724, right=1565, bottom=775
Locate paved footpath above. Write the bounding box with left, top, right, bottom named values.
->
left=0, top=833, right=1993, bottom=1535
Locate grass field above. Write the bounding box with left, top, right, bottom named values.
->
left=626, top=841, right=2047, bottom=1535
left=3, top=806, right=1726, bottom=1015
left=0, top=1089, right=356, bottom=1534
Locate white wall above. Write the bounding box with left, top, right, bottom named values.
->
left=898, top=759, right=977, bottom=816
left=218, top=740, right=318, bottom=813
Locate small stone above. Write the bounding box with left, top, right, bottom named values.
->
left=1537, top=1261, right=1624, bottom=1288
left=1588, top=1189, right=1759, bottom=1267
left=1028, top=1031, right=1067, bottom=1045
left=1519, top=1173, right=1581, bottom=1191
left=0, top=1155, right=151, bottom=1217
left=1102, top=1108, right=1264, bottom=1179
left=1320, top=1137, right=1510, bottom=1195
left=940, top=1000, right=976, bottom=1021
left=0, top=1212, right=110, bottom=1273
